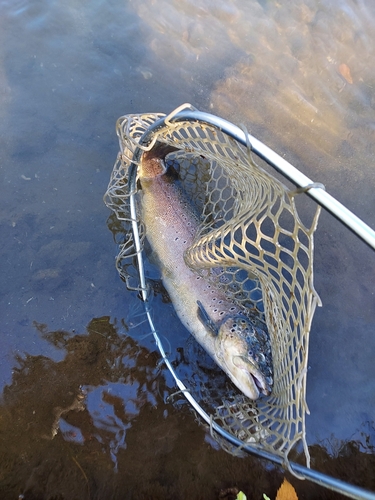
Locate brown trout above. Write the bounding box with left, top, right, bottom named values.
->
left=139, top=142, right=273, bottom=399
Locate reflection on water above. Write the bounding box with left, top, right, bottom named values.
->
left=3, top=318, right=160, bottom=454
left=0, top=0, right=375, bottom=496
left=0, top=317, right=279, bottom=499
left=0, top=317, right=374, bottom=499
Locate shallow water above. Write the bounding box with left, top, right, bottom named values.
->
left=0, top=0, right=375, bottom=498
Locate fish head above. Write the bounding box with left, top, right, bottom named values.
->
left=140, top=143, right=179, bottom=179
left=216, top=316, right=273, bottom=400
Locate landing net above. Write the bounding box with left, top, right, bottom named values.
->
left=104, top=104, right=324, bottom=475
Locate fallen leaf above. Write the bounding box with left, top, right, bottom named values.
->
left=275, top=479, right=298, bottom=500
left=339, top=63, right=353, bottom=84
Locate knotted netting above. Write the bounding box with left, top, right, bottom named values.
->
left=104, top=105, right=322, bottom=472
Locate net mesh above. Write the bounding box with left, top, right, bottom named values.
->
left=104, top=109, right=321, bottom=471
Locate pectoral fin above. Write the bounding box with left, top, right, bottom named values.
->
left=196, top=300, right=218, bottom=336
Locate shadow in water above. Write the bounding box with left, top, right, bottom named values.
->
left=0, top=317, right=281, bottom=499
left=0, top=317, right=373, bottom=499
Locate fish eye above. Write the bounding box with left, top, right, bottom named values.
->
left=232, top=323, right=237, bottom=328
left=230, top=328, right=235, bottom=333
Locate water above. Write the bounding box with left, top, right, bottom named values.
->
left=0, top=0, right=374, bottom=498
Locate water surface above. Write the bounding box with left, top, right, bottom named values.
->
left=0, top=0, right=374, bottom=498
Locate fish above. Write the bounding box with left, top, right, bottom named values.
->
left=138, top=142, right=273, bottom=399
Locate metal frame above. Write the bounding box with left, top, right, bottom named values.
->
left=125, top=106, right=375, bottom=499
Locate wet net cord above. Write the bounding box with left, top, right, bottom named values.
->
left=145, top=106, right=375, bottom=251
left=129, top=151, right=375, bottom=500
left=123, top=108, right=375, bottom=500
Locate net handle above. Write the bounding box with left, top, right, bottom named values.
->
left=130, top=105, right=375, bottom=251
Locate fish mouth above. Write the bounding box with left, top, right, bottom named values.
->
left=217, top=346, right=271, bottom=400
left=230, top=355, right=271, bottom=400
